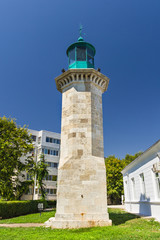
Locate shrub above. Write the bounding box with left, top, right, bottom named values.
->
left=46, top=200, right=56, bottom=208
left=0, top=200, right=46, bottom=219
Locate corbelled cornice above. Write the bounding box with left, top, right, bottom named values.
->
left=55, top=68, right=109, bottom=93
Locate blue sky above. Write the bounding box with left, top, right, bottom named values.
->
left=0, top=0, right=160, bottom=159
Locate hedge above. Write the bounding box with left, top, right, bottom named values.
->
left=0, top=200, right=46, bottom=219
left=46, top=200, right=56, bottom=208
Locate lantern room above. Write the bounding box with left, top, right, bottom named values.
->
left=66, top=36, right=96, bottom=69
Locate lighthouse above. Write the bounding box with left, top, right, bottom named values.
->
left=45, top=33, right=112, bottom=228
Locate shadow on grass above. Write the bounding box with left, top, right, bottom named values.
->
left=109, top=209, right=140, bottom=226
left=71, top=209, right=140, bottom=232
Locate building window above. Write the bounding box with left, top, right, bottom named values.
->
left=77, top=46, right=86, bottom=61
left=46, top=137, right=60, bottom=145
left=87, top=47, right=94, bottom=65
left=45, top=188, right=57, bottom=195
left=45, top=175, right=57, bottom=181
left=46, top=162, right=58, bottom=168
left=55, top=139, right=60, bottom=144
left=38, top=137, right=41, bottom=144
left=69, top=48, right=75, bottom=65
left=54, top=150, right=58, bottom=156
left=47, top=162, right=51, bottom=167
left=140, top=173, right=146, bottom=200
left=155, top=173, right=160, bottom=198
left=31, top=135, right=37, bottom=142
left=131, top=177, right=136, bottom=200
left=53, top=163, right=58, bottom=168
left=45, top=175, right=52, bottom=181
left=42, top=148, right=59, bottom=156
left=52, top=175, right=57, bottom=181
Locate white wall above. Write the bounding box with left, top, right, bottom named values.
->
left=122, top=141, right=160, bottom=222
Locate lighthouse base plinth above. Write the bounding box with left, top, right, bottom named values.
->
left=45, top=156, right=112, bottom=229
left=45, top=217, right=112, bottom=229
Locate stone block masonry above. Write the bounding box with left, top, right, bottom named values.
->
left=45, top=69, right=112, bottom=228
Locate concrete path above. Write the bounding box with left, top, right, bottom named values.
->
left=0, top=223, right=44, bottom=228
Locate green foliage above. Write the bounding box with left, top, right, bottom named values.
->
left=105, top=156, right=125, bottom=204
left=0, top=116, right=33, bottom=200
left=46, top=200, right=56, bottom=208
left=0, top=200, right=45, bottom=219
left=36, top=154, right=48, bottom=200
left=28, top=154, right=48, bottom=200
left=122, top=152, right=143, bottom=165
left=14, top=180, right=33, bottom=201
left=105, top=152, right=143, bottom=204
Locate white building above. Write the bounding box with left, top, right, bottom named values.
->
left=122, top=140, right=160, bottom=222
left=21, top=129, right=60, bottom=201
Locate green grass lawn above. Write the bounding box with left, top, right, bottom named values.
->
left=0, top=209, right=160, bottom=240
left=0, top=209, right=56, bottom=224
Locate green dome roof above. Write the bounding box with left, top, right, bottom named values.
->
left=66, top=37, right=96, bottom=69
left=78, top=36, right=84, bottom=42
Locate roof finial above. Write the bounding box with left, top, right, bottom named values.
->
left=78, top=24, right=84, bottom=42
left=79, top=24, right=83, bottom=37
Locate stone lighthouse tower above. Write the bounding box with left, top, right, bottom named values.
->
left=45, top=35, right=112, bottom=228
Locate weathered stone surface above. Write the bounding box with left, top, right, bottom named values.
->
left=45, top=218, right=112, bottom=229
left=45, top=69, right=111, bottom=228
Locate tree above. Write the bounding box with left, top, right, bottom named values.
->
left=37, top=154, right=49, bottom=200
left=122, top=152, right=142, bottom=165
left=0, top=116, right=33, bottom=200
left=28, top=154, right=48, bottom=200
left=105, top=152, right=143, bottom=204
left=105, top=156, right=125, bottom=204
